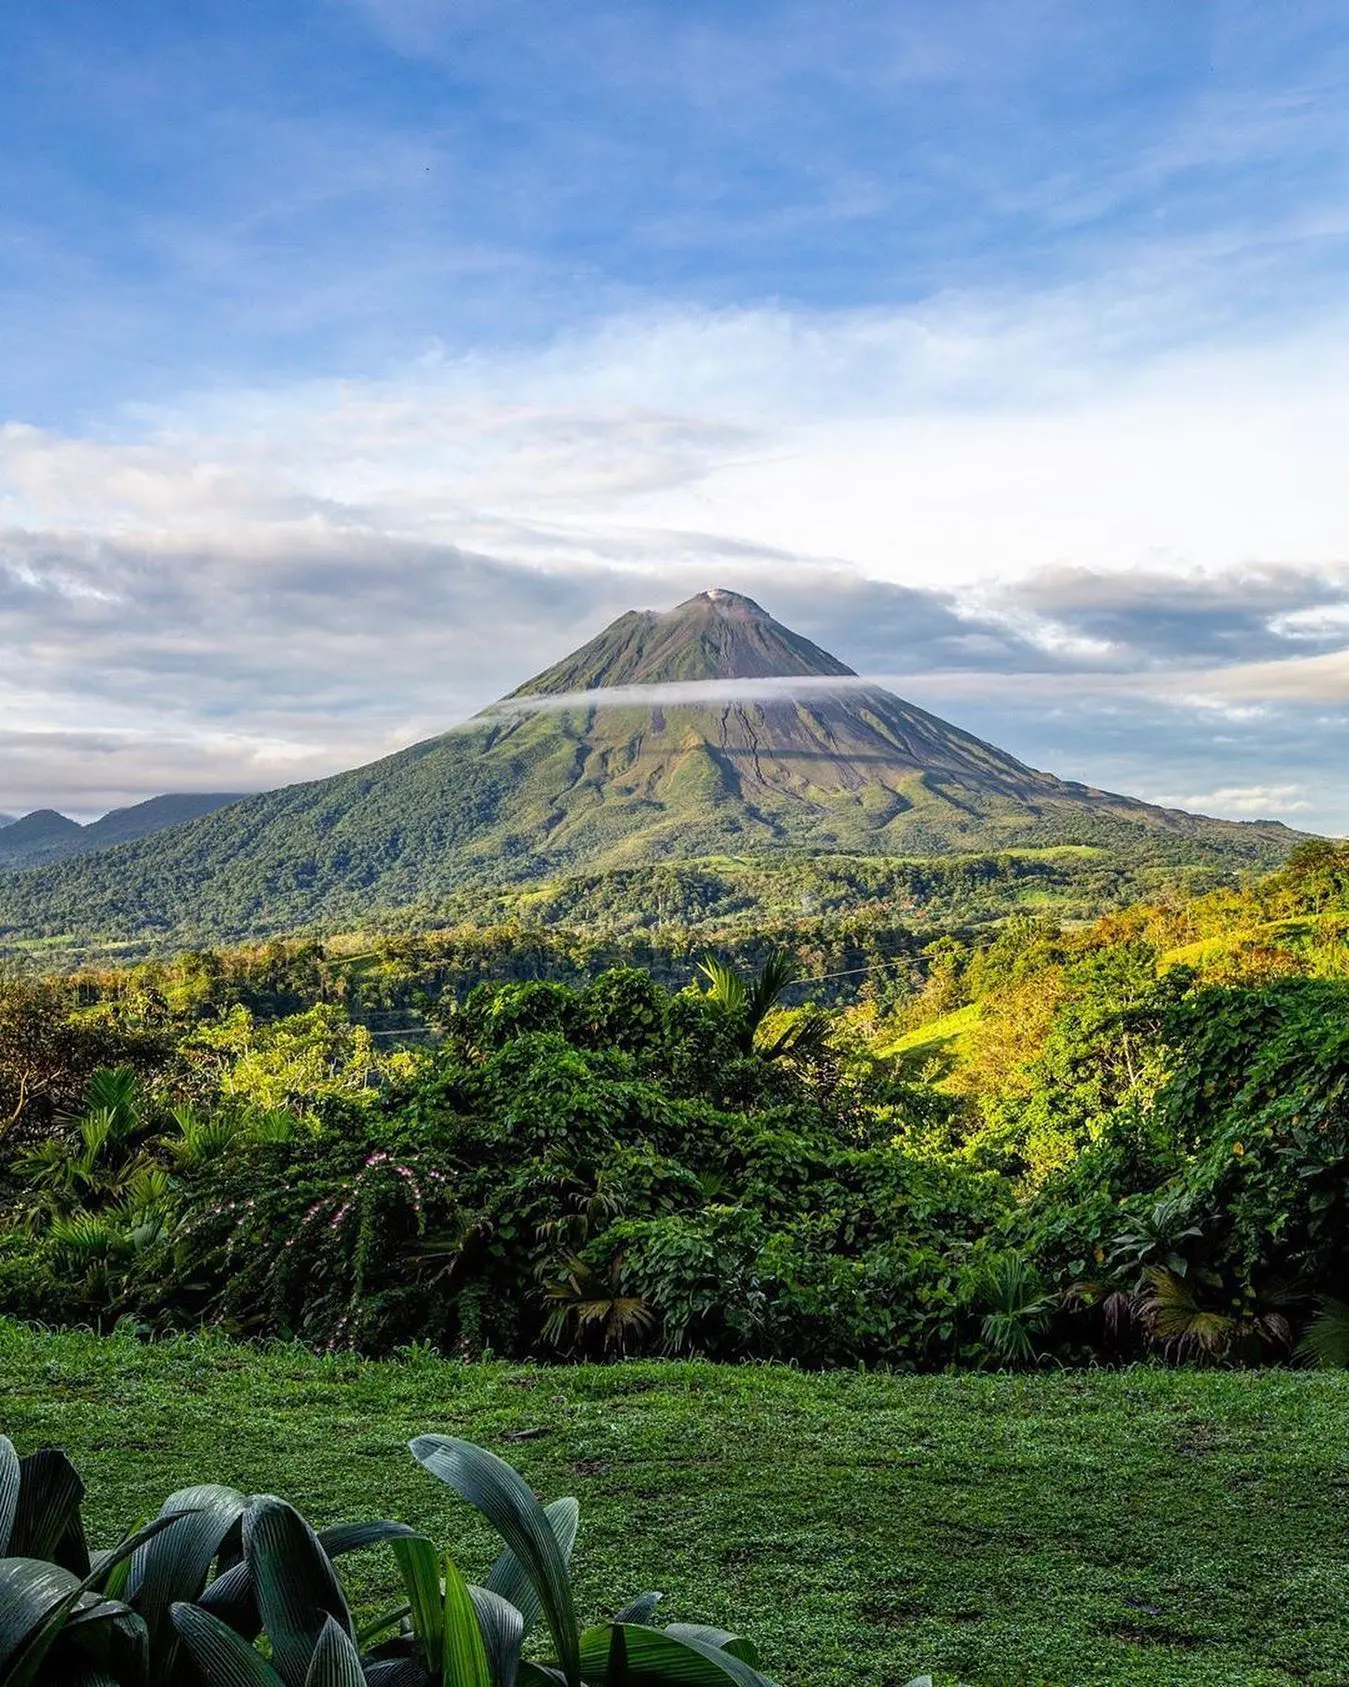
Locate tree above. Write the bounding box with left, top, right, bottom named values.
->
left=0, top=966, right=158, bottom=1145
left=696, top=949, right=829, bottom=1059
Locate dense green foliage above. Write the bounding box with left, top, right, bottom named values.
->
left=0, top=963, right=1005, bottom=1365
left=6, top=1323, right=1349, bottom=1686
left=1, top=841, right=1347, bottom=1371
left=3, top=837, right=1343, bottom=1687
left=0, top=845, right=1265, bottom=996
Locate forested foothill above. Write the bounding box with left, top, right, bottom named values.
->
left=3, top=837, right=1346, bottom=1373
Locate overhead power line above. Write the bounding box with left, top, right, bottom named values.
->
left=795, top=957, right=911, bottom=985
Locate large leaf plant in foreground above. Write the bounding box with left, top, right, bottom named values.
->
left=2, top=1429, right=807, bottom=1687
left=175, top=1434, right=783, bottom=1687
left=0, top=1432, right=204, bottom=1687
left=407, top=1435, right=790, bottom=1687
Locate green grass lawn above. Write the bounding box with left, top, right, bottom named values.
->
left=3, top=1321, right=1348, bottom=1686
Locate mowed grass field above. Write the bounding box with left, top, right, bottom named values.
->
left=3, top=1321, right=1348, bottom=1687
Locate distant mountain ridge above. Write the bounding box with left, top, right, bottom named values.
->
left=0, top=589, right=1304, bottom=943
left=0, top=810, right=87, bottom=869
left=0, top=792, right=245, bottom=872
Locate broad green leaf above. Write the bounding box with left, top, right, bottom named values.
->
left=246, top=1498, right=353, bottom=1687
left=319, top=1520, right=421, bottom=1559
left=68, top=1600, right=150, bottom=1684
left=409, top=1437, right=580, bottom=1687
left=65, top=1597, right=128, bottom=1629
left=59, top=1667, right=121, bottom=1687
left=365, top=1660, right=439, bottom=1686
left=197, top=1559, right=261, bottom=1638
left=664, top=1626, right=760, bottom=1668
left=468, top=1586, right=524, bottom=1687
left=0, top=1557, right=80, bottom=1667
left=10, top=1449, right=88, bottom=1572
left=303, top=1616, right=367, bottom=1687
left=128, top=1483, right=249, bottom=1661
left=484, top=1499, right=579, bottom=1639
left=3, top=1512, right=184, bottom=1687
left=578, top=1624, right=779, bottom=1687
left=171, top=1600, right=285, bottom=1686
left=514, top=1665, right=566, bottom=1687
left=0, top=1440, right=18, bottom=1558
left=96, top=1540, right=136, bottom=1604
left=442, top=1556, right=492, bottom=1687
left=84, top=1511, right=190, bottom=1595
left=391, top=1535, right=443, bottom=1673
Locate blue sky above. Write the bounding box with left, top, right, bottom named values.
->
left=1, top=0, right=1348, bottom=828
left=6, top=1, right=1347, bottom=415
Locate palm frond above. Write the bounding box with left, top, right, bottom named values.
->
left=968, top=1253, right=1056, bottom=1366
left=757, top=1008, right=832, bottom=1063
left=80, top=1109, right=116, bottom=1161
left=46, top=1209, right=126, bottom=1257
left=164, top=1107, right=243, bottom=1166
left=1297, top=1297, right=1349, bottom=1368
left=746, top=950, right=797, bottom=1026
left=700, top=949, right=810, bottom=1057
left=696, top=956, right=747, bottom=1016
left=124, top=1164, right=174, bottom=1213
left=84, top=1065, right=142, bottom=1117
left=1139, top=1267, right=1232, bottom=1355
left=541, top=1258, right=654, bottom=1353
left=246, top=1108, right=302, bottom=1144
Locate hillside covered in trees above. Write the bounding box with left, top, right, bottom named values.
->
left=0, top=793, right=243, bottom=871
left=2, top=836, right=1345, bottom=1371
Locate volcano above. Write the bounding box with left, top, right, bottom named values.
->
left=0, top=589, right=1299, bottom=940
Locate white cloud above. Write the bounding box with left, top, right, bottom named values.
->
left=1150, top=785, right=1314, bottom=818
left=1271, top=601, right=1349, bottom=640
left=1192, top=648, right=1349, bottom=705
left=9, top=293, right=1349, bottom=588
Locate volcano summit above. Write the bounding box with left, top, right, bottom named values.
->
left=0, top=589, right=1299, bottom=941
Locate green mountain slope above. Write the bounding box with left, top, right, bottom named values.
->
left=0, top=793, right=245, bottom=872
left=0, top=590, right=1302, bottom=942
left=0, top=809, right=84, bottom=868
left=77, top=792, right=246, bottom=853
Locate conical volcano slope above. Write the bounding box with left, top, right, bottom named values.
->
left=490, top=588, right=1096, bottom=863
left=0, top=589, right=1301, bottom=941
left=513, top=588, right=854, bottom=689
